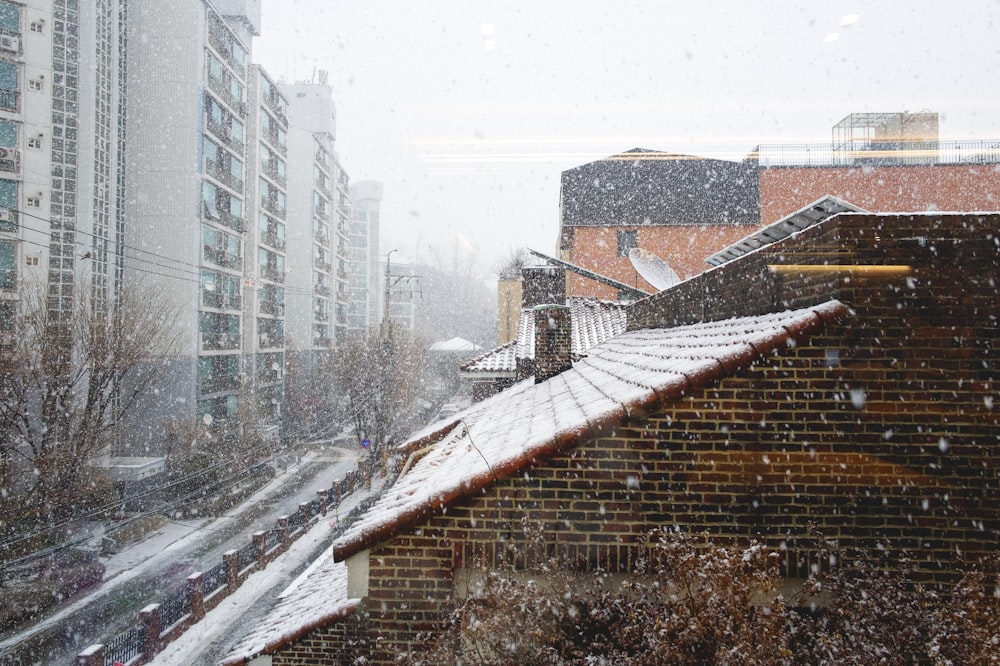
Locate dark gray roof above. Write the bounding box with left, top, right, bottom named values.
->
left=560, top=148, right=759, bottom=227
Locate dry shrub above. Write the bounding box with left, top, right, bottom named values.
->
left=406, top=526, right=1000, bottom=666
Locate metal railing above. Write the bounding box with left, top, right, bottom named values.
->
left=103, top=625, right=144, bottom=666
left=237, top=542, right=257, bottom=572
left=203, top=561, right=227, bottom=596
left=750, top=139, right=1000, bottom=168
left=160, top=588, right=191, bottom=630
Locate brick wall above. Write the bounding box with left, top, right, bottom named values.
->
left=273, top=212, right=999, bottom=664
left=271, top=615, right=366, bottom=665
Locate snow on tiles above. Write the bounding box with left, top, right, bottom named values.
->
left=330, top=300, right=847, bottom=559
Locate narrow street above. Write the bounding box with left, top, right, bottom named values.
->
left=0, top=446, right=360, bottom=666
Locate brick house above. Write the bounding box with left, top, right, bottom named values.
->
left=222, top=211, right=999, bottom=665
left=561, top=115, right=1000, bottom=299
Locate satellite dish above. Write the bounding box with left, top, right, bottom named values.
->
left=628, top=248, right=680, bottom=291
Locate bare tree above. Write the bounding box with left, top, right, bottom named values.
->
left=333, top=328, right=428, bottom=457
left=0, top=284, right=180, bottom=526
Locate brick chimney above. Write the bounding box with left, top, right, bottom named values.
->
left=533, top=304, right=572, bottom=383
left=521, top=265, right=565, bottom=308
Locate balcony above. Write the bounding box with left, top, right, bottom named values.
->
left=199, top=372, right=240, bottom=394
left=0, top=148, right=19, bottom=174
left=260, top=264, right=285, bottom=283
left=260, top=196, right=286, bottom=219
left=263, top=129, right=287, bottom=156
left=204, top=248, right=242, bottom=271
left=0, top=89, right=19, bottom=113
left=314, top=283, right=331, bottom=297
left=313, top=258, right=331, bottom=272
left=263, top=91, right=287, bottom=124
left=261, top=162, right=286, bottom=188
left=315, top=150, right=329, bottom=168
left=315, top=179, right=332, bottom=199
left=218, top=209, right=246, bottom=233
left=208, top=30, right=245, bottom=78
left=206, top=74, right=245, bottom=118
left=0, top=207, right=17, bottom=233
left=200, top=331, right=240, bottom=351
left=258, top=333, right=285, bottom=349
left=262, top=231, right=286, bottom=250
left=205, top=159, right=244, bottom=192
left=314, top=207, right=329, bottom=222
left=202, top=290, right=242, bottom=310
left=206, top=117, right=243, bottom=153
left=260, top=300, right=284, bottom=317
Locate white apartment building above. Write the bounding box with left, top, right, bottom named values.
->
left=124, top=0, right=260, bottom=444
left=0, top=0, right=129, bottom=338
left=347, top=179, right=381, bottom=331
left=278, top=79, right=350, bottom=366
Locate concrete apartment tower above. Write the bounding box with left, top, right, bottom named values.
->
left=0, top=0, right=130, bottom=339
left=347, top=179, right=382, bottom=332
left=124, top=0, right=262, bottom=448
left=278, top=78, right=350, bottom=370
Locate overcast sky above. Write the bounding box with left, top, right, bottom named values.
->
left=252, top=0, right=1000, bottom=275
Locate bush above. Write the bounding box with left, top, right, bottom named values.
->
left=408, top=526, right=1000, bottom=665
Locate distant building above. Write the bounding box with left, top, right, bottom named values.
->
left=347, top=180, right=382, bottom=331
left=560, top=112, right=1000, bottom=299
left=384, top=258, right=418, bottom=332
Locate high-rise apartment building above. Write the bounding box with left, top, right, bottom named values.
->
left=124, top=0, right=260, bottom=444
left=0, top=0, right=129, bottom=335
left=279, top=79, right=350, bottom=366
left=347, top=180, right=381, bottom=331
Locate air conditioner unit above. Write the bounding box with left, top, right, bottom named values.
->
left=0, top=148, right=16, bottom=160
left=0, top=209, right=11, bottom=221
left=0, top=35, right=19, bottom=52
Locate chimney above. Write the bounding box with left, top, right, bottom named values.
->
left=521, top=265, right=565, bottom=308
left=533, top=304, right=572, bottom=383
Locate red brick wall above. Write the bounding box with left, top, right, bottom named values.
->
left=760, top=164, right=1000, bottom=225
left=276, top=213, right=1000, bottom=664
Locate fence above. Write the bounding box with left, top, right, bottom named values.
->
left=75, top=458, right=374, bottom=666
left=749, top=138, right=1000, bottom=168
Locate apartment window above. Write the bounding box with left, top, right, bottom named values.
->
left=28, top=78, right=41, bottom=92
left=0, top=60, right=18, bottom=112
left=26, top=195, right=39, bottom=207
left=617, top=230, right=638, bottom=257
left=0, top=119, right=13, bottom=148
left=0, top=240, right=13, bottom=289
left=27, top=137, right=40, bottom=149
left=29, top=21, right=42, bottom=34
left=0, top=178, right=15, bottom=231
left=0, top=2, right=18, bottom=34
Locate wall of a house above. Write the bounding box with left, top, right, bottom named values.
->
left=273, top=212, right=1000, bottom=664
left=759, top=164, right=1000, bottom=226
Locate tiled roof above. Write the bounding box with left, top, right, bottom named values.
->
left=332, top=300, right=848, bottom=561
left=462, top=297, right=628, bottom=376
left=460, top=340, right=517, bottom=375
left=220, top=552, right=359, bottom=665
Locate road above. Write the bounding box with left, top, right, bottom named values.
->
left=0, top=446, right=359, bottom=666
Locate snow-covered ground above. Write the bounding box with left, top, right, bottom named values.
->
left=0, top=447, right=361, bottom=664
left=151, top=478, right=383, bottom=665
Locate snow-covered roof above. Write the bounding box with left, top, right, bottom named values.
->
left=333, top=300, right=848, bottom=561
left=429, top=336, right=482, bottom=352
left=461, top=298, right=628, bottom=377
left=220, top=551, right=359, bottom=665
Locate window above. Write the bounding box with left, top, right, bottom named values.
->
left=617, top=230, right=637, bottom=257
left=29, top=21, right=42, bottom=34
left=28, top=78, right=41, bottom=92
left=27, top=137, right=40, bottom=149
left=0, top=178, right=15, bottom=231
left=26, top=195, right=39, bottom=207
left=0, top=119, right=13, bottom=148
left=0, top=240, right=13, bottom=289
left=0, top=60, right=18, bottom=112
left=0, top=2, right=18, bottom=34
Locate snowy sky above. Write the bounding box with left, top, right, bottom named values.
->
left=252, top=0, right=1000, bottom=274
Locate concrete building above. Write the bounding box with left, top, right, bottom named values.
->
left=0, top=0, right=130, bottom=341
left=123, top=0, right=260, bottom=443
left=346, top=179, right=381, bottom=332
left=279, top=78, right=349, bottom=367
